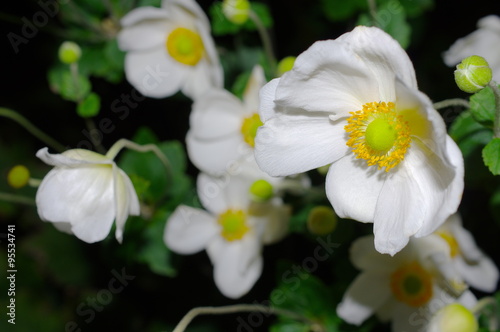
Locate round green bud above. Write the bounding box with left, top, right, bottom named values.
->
left=277, top=56, right=296, bottom=76
left=428, top=304, right=478, bottom=332
left=249, top=179, right=274, bottom=202
left=222, top=0, right=250, bottom=25
left=7, top=165, right=30, bottom=189
left=307, top=206, right=337, bottom=236
left=454, top=55, right=492, bottom=93
left=58, top=41, right=82, bottom=64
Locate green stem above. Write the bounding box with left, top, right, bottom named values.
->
left=0, top=192, right=36, bottom=206
left=489, top=82, right=500, bottom=138
left=84, top=118, right=107, bottom=154
left=0, top=108, right=66, bottom=152
left=171, top=304, right=317, bottom=332
left=472, top=297, right=499, bottom=331
left=432, top=98, right=470, bottom=110
left=367, top=0, right=378, bottom=25
left=106, top=139, right=173, bottom=181
left=248, top=10, right=277, bottom=77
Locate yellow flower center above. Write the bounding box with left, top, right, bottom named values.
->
left=166, top=27, right=204, bottom=66
left=390, top=261, right=434, bottom=307
left=345, top=102, right=411, bottom=171
left=218, top=209, right=249, bottom=241
left=437, top=231, right=461, bottom=258
left=241, top=113, right=263, bottom=147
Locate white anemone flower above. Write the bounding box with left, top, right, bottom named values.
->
left=337, top=234, right=477, bottom=332
left=186, top=65, right=267, bottom=176
left=117, top=0, right=223, bottom=99
left=254, top=26, right=464, bottom=255
left=35, top=147, right=140, bottom=243
left=435, top=213, right=499, bottom=292
left=443, top=15, right=500, bottom=81
left=164, top=172, right=290, bottom=299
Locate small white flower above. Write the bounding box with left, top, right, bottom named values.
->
left=337, top=234, right=477, bottom=332
left=443, top=15, right=500, bottom=81
left=186, top=65, right=267, bottom=176
left=254, top=26, right=464, bottom=255
left=35, top=147, right=140, bottom=243
left=117, top=0, right=223, bottom=99
left=435, top=213, right=499, bottom=292
left=164, top=172, right=290, bottom=298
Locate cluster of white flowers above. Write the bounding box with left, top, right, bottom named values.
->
left=33, top=0, right=499, bottom=329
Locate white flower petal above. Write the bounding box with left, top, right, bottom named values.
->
left=187, top=131, right=247, bottom=176
left=259, top=204, right=291, bottom=245
left=117, top=18, right=169, bottom=52
left=448, top=214, right=482, bottom=262
left=124, top=47, right=186, bottom=98
left=189, top=89, right=244, bottom=139
left=326, top=155, right=385, bottom=223
left=373, top=166, right=425, bottom=255
left=350, top=235, right=401, bottom=272
left=120, top=6, right=170, bottom=27
left=181, top=57, right=223, bottom=99
left=337, top=271, right=391, bottom=325
left=164, top=0, right=211, bottom=28
left=211, top=239, right=263, bottom=299
left=36, top=147, right=111, bottom=166
left=164, top=205, right=219, bottom=254
left=36, top=166, right=116, bottom=243
left=259, top=78, right=280, bottom=122
left=455, top=255, right=499, bottom=292
left=255, top=114, right=348, bottom=176
left=52, top=221, right=73, bottom=235
left=338, top=26, right=418, bottom=97
left=276, top=39, right=377, bottom=117
left=113, top=168, right=140, bottom=243
left=391, top=304, right=423, bottom=332
left=243, top=65, right=266, bottom=113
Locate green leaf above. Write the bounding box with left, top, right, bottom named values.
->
left=320, top=0, right=367, bottom=21
left=398, top=0, right=434, bottom=17
left=78, top=41, right=125, bottom=83
left=136, top=209, right=177, bottom=277
left=77, top=92, right=101, bottom=117
left=357, top=0, right=411, bottom=49
left=48, top=66, right=91, bottom=102
left=270, top=321, right=311, bottom=332
left=210, top=1, right=273, bottom=36
left=482, top=138, right=500, bottom=175
left=469, top=85, right=496, bottom=127
left=449, top=110, right=493, bottom=158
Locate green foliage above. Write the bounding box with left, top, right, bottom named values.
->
left=320, top=0, right=367, bottom=22
left=210, top=1, right=273, bottom=36
left=469, top=85, right=497, bottom=127
left=48, top=65, right=91, bottom=102
left=78, top=41, right=125, bottom=83
left=77, top=92, right=101, bottom=117
left=449, top=111, right=492, bottom=158
left=482, top=138, right=500, bottom=175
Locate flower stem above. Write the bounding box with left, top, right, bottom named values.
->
left=367, top=0, right=378, bottom=24
left=171, top=304, right=316, bottom=332
left=106, top=138, right=173, bottom=180
left=248, top=9, right=277, bottom=77
left=489, top=82, right=500, bottom=138
left=84, top=118, right=107, bottom=154
left=472, top=297, right=499, bottom=331
left=432, top=98, right=470, bottom=110
left=0, top=192, right=36, bottom=206
left=0, top=108, right=66, bottom=153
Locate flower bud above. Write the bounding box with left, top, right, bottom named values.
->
left=249, top=179, right=273, bottom=202
left=277, top=56, right=296, bottom=76
left=454, top=55, right=492, bottom=93
left=58, top=41, right=82, bottom=64
left=307, top=206, right=337, bottom=235
left=7, top=165, right=30, bottom=189
left=222, top=0, right=250, bottom=25
left=428, top=303, right=478, bottom=332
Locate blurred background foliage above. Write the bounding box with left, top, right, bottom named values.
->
left=1, top=0, right=500, bottom=331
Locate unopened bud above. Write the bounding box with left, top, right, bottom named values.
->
left=222, top=0, right=250, bottom=24
left=428, top=303, right=478, bottom=332
left=454, top=55, right=492, bottom=93
left=249, top=179, right=273, bottom=202
left=58, top=41, right=82, bottom=64
left=277, top=56, right=296, bottom=76
left=7, top=165, right=30, bottom=189
left=307, top=206, right=337, bottom=235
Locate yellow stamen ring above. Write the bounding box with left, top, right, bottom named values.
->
left=437, top=231, right=461, bottom=258
left=241, top=113, right=263, bottom=147
left=166, top=27, right=204, bottom=66
left=345, top=102, right=411, bottom=171
left=390, top=261, right=434, bottom=307
left=217, top=209, right=249, bottom=241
